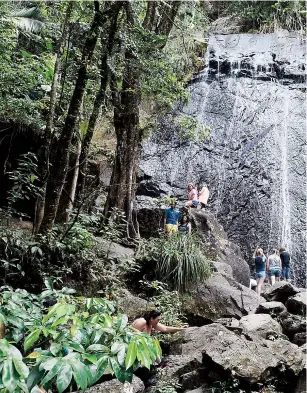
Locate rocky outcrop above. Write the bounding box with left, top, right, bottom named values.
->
left=117, top=289, right=154, bottom=320
left=138, top=31, right=307, bottom=287
left=239, top=314, right=283, bottom=340
left=73, top=376, right=144, bottom=393
left=279, top=311, right=306, bottom=338
left=286, top=292, right=307, bottom=315
left=262, top=281, right=299, bottom=303
left=183, top=271, right=262, bottom=322
left=209, top=16, right=251, bottom=35
left=190, top=210, right=250, bottom=286
left=163, top=324, right=304, bottom=389
left=256, top=301, right=286, bottom=315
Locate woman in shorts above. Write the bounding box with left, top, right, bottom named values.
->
left=252, top=247, right=266, bottom=294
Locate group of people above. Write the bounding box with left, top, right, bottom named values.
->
left=164, top=183, right=210, bottom=235
left=253, top=246, right=291, bottom=294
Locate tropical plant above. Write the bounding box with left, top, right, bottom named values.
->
left=0, top=287, right=162, bottom=393
left=138, top=234, right=212, bottom=292
left=6, top=153, right=43, bottom=217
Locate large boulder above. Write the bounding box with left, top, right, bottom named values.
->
left=256, top=301, right=286, bottom=315
left=239, top=314, right=283, bottom=340
left=73, top=376, right=144, bottom=393
left=295, top=368, right=307, bottom=393
left=190, top=210, right=250, bottom=286
left=183, top=271, right=263, bottom=321
left=286, top=292, right=307, bottom=315
left=164, top=324, right=304, bottom=387
left=279, top=312, right=306, bottom=338
left=117, top=289, right=154, bottom=320
left=262, top=282, right=299, bottom=303
left=293, top=332, right=307, bottom=347
left=209, top=16, right=251, bottom=35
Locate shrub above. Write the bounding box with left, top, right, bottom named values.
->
left=138, top=234, right=211, bottom=292
left=0, top=286, right=162, bottom=393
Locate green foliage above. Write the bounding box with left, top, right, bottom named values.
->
left=0, top=287, right=162, bottom=392
left=175, top=115, right=210, bottom=143
left=226, top=0, right=306, bottom=32
left=138, top=234, right=211, bottom=292
left=6, top=153, right=43, bottom=217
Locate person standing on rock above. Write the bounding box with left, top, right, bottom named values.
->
left=252, top=247, right=267, bottom=294
left=197, top=183, right=210, bottom=209
left=279, top=247, right=291, bottom=281
left=185, top=183, right=198, bottom=208
left=164, top=200, right=180, bottom=235
left=267, top=249, right=282, bottom=285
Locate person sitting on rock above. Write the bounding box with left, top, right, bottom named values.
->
left=178, top=215, right=192, bottom=235
left=267, top=249, right=282, bottom=286
left=164, top=200, right=180, bottom=235
left=132, top=310, right=186, bottom=335
left=185, top=183, right=198, bottom=208
left=279, top=247, right=291, bottom=282
left=197, top=183, right=210, bottom=209
left=252, top=247, right=267, bottom=294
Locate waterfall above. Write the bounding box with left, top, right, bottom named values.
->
left=139, top=31, right=307, bottom=286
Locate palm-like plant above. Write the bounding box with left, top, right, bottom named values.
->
left=141, top=233, right=212, bottom=292
left=2, top=7, right=44, bottom=33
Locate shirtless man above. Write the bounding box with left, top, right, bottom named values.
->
left=132, top=310, right=186, bottom=334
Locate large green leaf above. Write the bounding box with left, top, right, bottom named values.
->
left=13, top=359, right=29, bottom=379
left=24, top=329, right=41, bottom=352
left=117, top=314, right=128, bottom=330
left=40, top=360, right=63, bottom=386
left=2, top=359, right=19, bottom=392
left=86, top=344, right=109, bottom=353
left=125, top=341, right=137, bottom=370
left=56, top=363, right=73, bottom=393
left=71, top=360, right=89, bottom=391
left=26, top=365, right=45, bottom=390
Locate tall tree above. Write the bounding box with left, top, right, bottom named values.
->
left=105, top=1, right=181, bottom=238
left=78, top=2, right=122, bottom=198
left=40, top=1, right=103, bottom=232
left=34, top=1, right=73, bottom=233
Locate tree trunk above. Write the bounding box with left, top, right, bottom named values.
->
left=78, top=2, right=122, bottom=198
left=34, top=1, right=73, bottom=233
left=40, top=1, right=102, bottom=232
left=105, top=1, right=181, bottom=238
left=64, top=137, right=82, bottom=222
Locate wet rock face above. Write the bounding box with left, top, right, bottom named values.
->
left=139, top=31, right=306, bottom=287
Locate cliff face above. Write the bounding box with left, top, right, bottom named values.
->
left=138, top=31, right=306, bottom=286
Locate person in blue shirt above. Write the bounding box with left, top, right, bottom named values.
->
left=252, top=246, right=267, bottom=294
left=164, top=200, right=180, bottom=235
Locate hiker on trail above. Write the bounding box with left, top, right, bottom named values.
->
left=280, top=247, right=291, bottom=281
left=185, top=183, right=198, bottom=208
left=197, top=183, right=210, bottom=209
left=164, top=200, right=180, bottom=235
left=132, top=310, right=186, bottom=335
left=178, top=215, right=191, bottom=235
left=252, top=247, right=267, bottom=294
left=267, top=249, right=282, bottom=285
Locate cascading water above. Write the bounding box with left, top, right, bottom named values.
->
left=138, top=31, right=307, bottom=287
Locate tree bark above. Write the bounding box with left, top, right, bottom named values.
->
left=105, top=1, right=181, bottom=238
left=34, top=1, right=73, bottom=233
left=40, top=1, right=103, bottom=232
left=78, top=2, right=122, bottom=198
